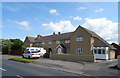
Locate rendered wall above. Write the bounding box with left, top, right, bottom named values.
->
left=109, top=50, right=115, bottom=59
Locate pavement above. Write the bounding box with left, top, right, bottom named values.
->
left=1, top=55, right=120, bottom=76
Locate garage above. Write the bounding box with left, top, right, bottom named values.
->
left=93, top=47, right=109, bottom=60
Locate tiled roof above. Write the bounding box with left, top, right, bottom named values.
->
left=26, top=25, right=115, bottom=49
left=80, top=26, right=115, bottom=49
left=27, top=36, right=36, bottom=42
left=35, top=32, right=73, bottom=42
left=111, top=43, right=120, bottom=49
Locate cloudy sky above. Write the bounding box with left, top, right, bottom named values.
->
left=2, top=2, right=118, bottom=43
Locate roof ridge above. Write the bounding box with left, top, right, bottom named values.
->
left=80, top=26, right=114, bottom=49
left=39, top=32, right=73, bottom=38
left=27, top=36, right=36, bottom=38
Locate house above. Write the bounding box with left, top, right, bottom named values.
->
left=24, top=36, right=36, bottom=47
left=111, top=43, right=120, bottom=58
left=24, top=25, right=115, bottom=62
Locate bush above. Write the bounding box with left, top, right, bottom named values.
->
left=2, top=46, right=9, bottom=54
left=10, top=43, right=22, bottom=51
left=22, top=46, right=27, bottom=51
left=1, top=39, right=25, bottom=54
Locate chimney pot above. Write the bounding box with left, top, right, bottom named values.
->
left=58, top=32, right=60, bottom=34
left=37, top=35, right=42, bottom=38
left=53, top=32, right=55, bottom=35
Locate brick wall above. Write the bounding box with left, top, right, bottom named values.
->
left=51, top=53, right=95, bottom=62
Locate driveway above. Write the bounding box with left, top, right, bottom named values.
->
left=80, top=60, right=119, bottom=76
left=1, top=55, right=119, bottom=76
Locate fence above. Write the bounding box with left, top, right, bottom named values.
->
left=10, top=51, right=24, bottom=55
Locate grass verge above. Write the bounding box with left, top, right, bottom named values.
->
left=8, top=58, right=37, bottom=63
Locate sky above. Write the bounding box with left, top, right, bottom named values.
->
left=2, top=2, right=118, bottom=43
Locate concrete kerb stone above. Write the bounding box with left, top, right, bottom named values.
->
left=50, top=58, right=86, bottom=65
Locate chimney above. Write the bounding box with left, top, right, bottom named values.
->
left=53, top=32, right=55, bottom=35
left=58, top=32, right=60, bottom=34
left=37, top=35, right=42, bottom=38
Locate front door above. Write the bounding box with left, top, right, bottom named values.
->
left=58, top=48, right=62, bottom=54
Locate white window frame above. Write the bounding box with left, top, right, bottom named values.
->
left=65, top=39, right=70, bottom=43
left=56, top=40, right=60, bottom=44
left=76, top=48, right=83, bottom=54
left=93, top=47, right=107, bottom=54
left=41, top=42, right=45, bottom=44
left=48, top=41, right=52, bottom=44
left=76, top=37, right=83, bottom=41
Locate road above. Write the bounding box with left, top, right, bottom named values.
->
left=1, top=55, right=81, bottom=77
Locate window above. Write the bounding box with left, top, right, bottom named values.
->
left=27, top=51, right=30, bottom=54
left=76, top=37, right=83, bottom=41
left=65, top=39, right=70, bottom=43
left=94, top=49, right=97, bottom=54
left=42, top=42, right=45, bottom=44
left=98, top=49, right=101, bottom=54
left=76, top=48, right=83, bottom=54
left=25, top=49, right=29, bottom=52
left=93, top=47, right=108, bottom=55
left=35, top=49, right=39, bottom=51
left=56, top=40, right=60, bottom=44
left=93, top=48, right=106, bottom=54
left=31, top=49, right=34, bottom=51
left=102, top=49, right=105, bottom=54
left=48, top=41, right=52, bottom=44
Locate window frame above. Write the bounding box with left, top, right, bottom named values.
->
left=76, top=36, right=83, bottom=41
left=41, top=42, right=45, bottom=44
left=65, top=39, right=70, bottom=43
left=56, top=40, right=60, bottom=44
left=93, top=48, right=106, bottom=54
left=76, top=48, right=83, bottom=54
left=48, top=41, right=52, bottom=44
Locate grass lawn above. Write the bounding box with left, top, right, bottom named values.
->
left=8, top=58, right=37, bottom=63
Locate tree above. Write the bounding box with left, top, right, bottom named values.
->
left=1, top=39, right=25, bottom=54
left=10, top=39, right=23, bottom=51
left=10, top=39, right=23, bottom=45
left=1, top=39, right=12, bottom=54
